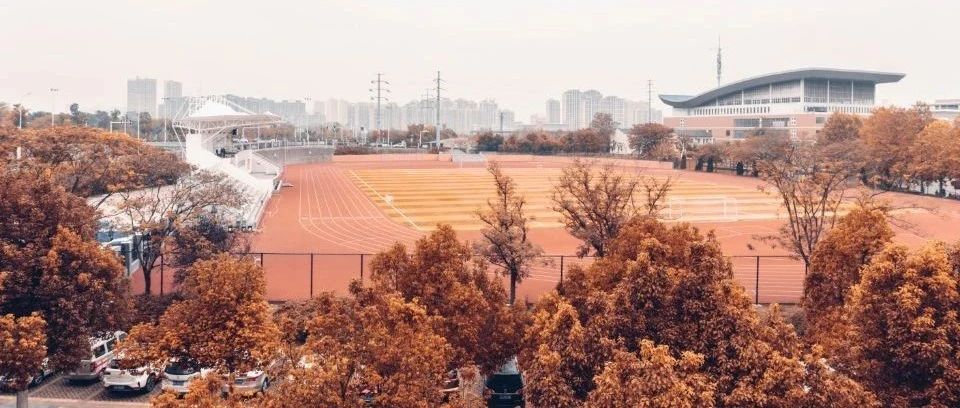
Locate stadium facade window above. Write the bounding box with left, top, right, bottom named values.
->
left=804, top=79, right=828, bottom=103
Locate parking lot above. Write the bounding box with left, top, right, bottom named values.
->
left=1, top=374, right=154, bottom=407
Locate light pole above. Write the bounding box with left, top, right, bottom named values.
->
left=18, top=92, right=31, bottom=129
left=49, top=88, right=59, bottom=127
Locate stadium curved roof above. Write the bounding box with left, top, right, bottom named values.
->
left=658, top=68, right=905, bottom=108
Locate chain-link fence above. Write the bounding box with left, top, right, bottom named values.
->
left=151, top=253, right=804, bottom=304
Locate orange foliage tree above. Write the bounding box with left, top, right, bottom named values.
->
left=0, top=313, right=47, bottom=407
left=0, top=170, right=129, bottom=372
left=263, top=286, right=453, bottom=407
left=843, top=243, right=960, bottom=406
left=521, top=216, right=878, bottom=407
left=802, top=199, right=893, bottom=348
left=908, top=120, right=960, bottom=196
left=120, top=254, right=279, bottom=395
left=369, top=225, right=524, bottom=374
left=860, top=104, right=934, bottom=189
left=0, top=126, right=189, bottom=208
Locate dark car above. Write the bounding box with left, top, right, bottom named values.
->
left=484, top=357, right=523, bottom=408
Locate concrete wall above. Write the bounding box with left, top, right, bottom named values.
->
left=332, top=152, right=674, bottom=170
left=254, top=146, right=335, bottom=166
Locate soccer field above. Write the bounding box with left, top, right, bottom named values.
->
left=348, top=166, right=786, bottom=231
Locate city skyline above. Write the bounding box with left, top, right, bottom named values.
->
left=3, top=1, right=958, bottom=119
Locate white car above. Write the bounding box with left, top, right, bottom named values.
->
left=0, top=358, right=54, bottom=390
left=102, top=358, right=158, bottom=393
left=221, top=370, right=269, bottom=396
left=160, top=360, right=212, bottom=395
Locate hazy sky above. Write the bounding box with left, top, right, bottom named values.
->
left=1, top=0, right=957, bottom=119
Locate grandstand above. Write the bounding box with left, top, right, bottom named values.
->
left=173, top=96, right=285, bottom=229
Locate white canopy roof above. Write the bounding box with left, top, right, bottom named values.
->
left=188, top=100, right=248, bottom=118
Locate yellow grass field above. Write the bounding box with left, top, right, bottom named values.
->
left=349, top=166, right=786, bottom=231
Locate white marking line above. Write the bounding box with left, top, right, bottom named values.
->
left=349, top=169, right=422, bottom=230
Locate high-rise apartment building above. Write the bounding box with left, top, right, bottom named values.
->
left=562, top=90, right=582, bottom=130
left=581, top=90, right=602, bottom=126
left=546, top=98, right=562, bottom=124
left=127, top=77, right=157, bottom=118
left=600, top=96, right=626, bottom=127
left=159, top=80, right=183, bottom=118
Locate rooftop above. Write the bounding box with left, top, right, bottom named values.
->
left=659, top=68, right=905, bottom=109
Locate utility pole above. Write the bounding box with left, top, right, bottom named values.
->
left=499, top=111, right=504, bottom=137
left=370, top=74, right=389, bottom=145
left=647, top=80, right=653, bottom=124
left=433, top=71, right=444, bottom=152
left=49, top=88, right=59, bottom=127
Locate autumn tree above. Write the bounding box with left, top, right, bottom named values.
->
left=264, top=286, right=453, bottom=407
left=908, top=120, right=960, bottom=196
left=521, top=216, right=877, bottom=407
left=561, top=128, right=610, bottom=154
left=817, top=113, right=863, bottom=145
left=627, top=123, right=673, bottom=158
left=551, top=160, right=640, bottom=256
left=474, top=161, right=543, bottom=304
left=172, top=214, right=250, bottom=275
left=756, top=141, right=859, bottom=270
left=860, top=104, right=933, bottom=189
left=474, top=131, right=504, bottom=152
left=589, top=113, right=618, bottom=139
left=119, top=254, right=279, bottom=395
left=1, top=126, right=189, bottom=207
left=0, top=170, right=130, bottom=374
left=0, top=313, right=47, bottom=408
left=112, top=170, right=245, bottom=294
left=369, top=225, right=524, bottom=374
left=802, top=199, right=893, bottom=349
left=843, top=243, right=960, bottom=406
left=584, top=342, right=715, bottom=408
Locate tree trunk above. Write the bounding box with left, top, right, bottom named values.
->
left=509, top=272, right=517, bottom=306
left=16, top=389, right=28, bottom=408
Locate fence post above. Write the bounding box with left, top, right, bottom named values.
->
left=559, top=256, right=564, bottom=284
left=310, top=253, right=314, bottom=299
left=755, top=256, right=760, bottom=305
left=360, top=254, right=365, bottom=281
left=160, top=253, right=164, bottom=296
left=259, top=253, right=264, bottom=267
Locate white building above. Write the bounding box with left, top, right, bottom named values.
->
left=931, top=99, right=960, bottom=121
left=127, top=77, right=157, bottom=118
left=562, top=90, right=582, bottom=130
left=546, top=98, right=562, bottom=124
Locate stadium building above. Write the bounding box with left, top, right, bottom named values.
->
left=659, top=68, right=905, bottom=143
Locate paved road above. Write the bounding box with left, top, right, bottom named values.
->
left=0, top=374, right=152, bottom=407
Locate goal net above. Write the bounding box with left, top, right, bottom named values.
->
left=450, top=150, right=488, bottom=167
left=662, top=196, right=740, bottom=221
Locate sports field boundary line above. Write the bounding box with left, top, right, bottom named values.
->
left=348, top=169, right=423, bottom=230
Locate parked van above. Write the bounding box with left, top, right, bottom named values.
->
left=65, top=331, right=127, bottom=382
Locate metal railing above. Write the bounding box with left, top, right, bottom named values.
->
left=150, top=253, right=804, bottom=304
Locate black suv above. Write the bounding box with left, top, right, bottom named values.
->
left=484, top=357, right=523, bottom=408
